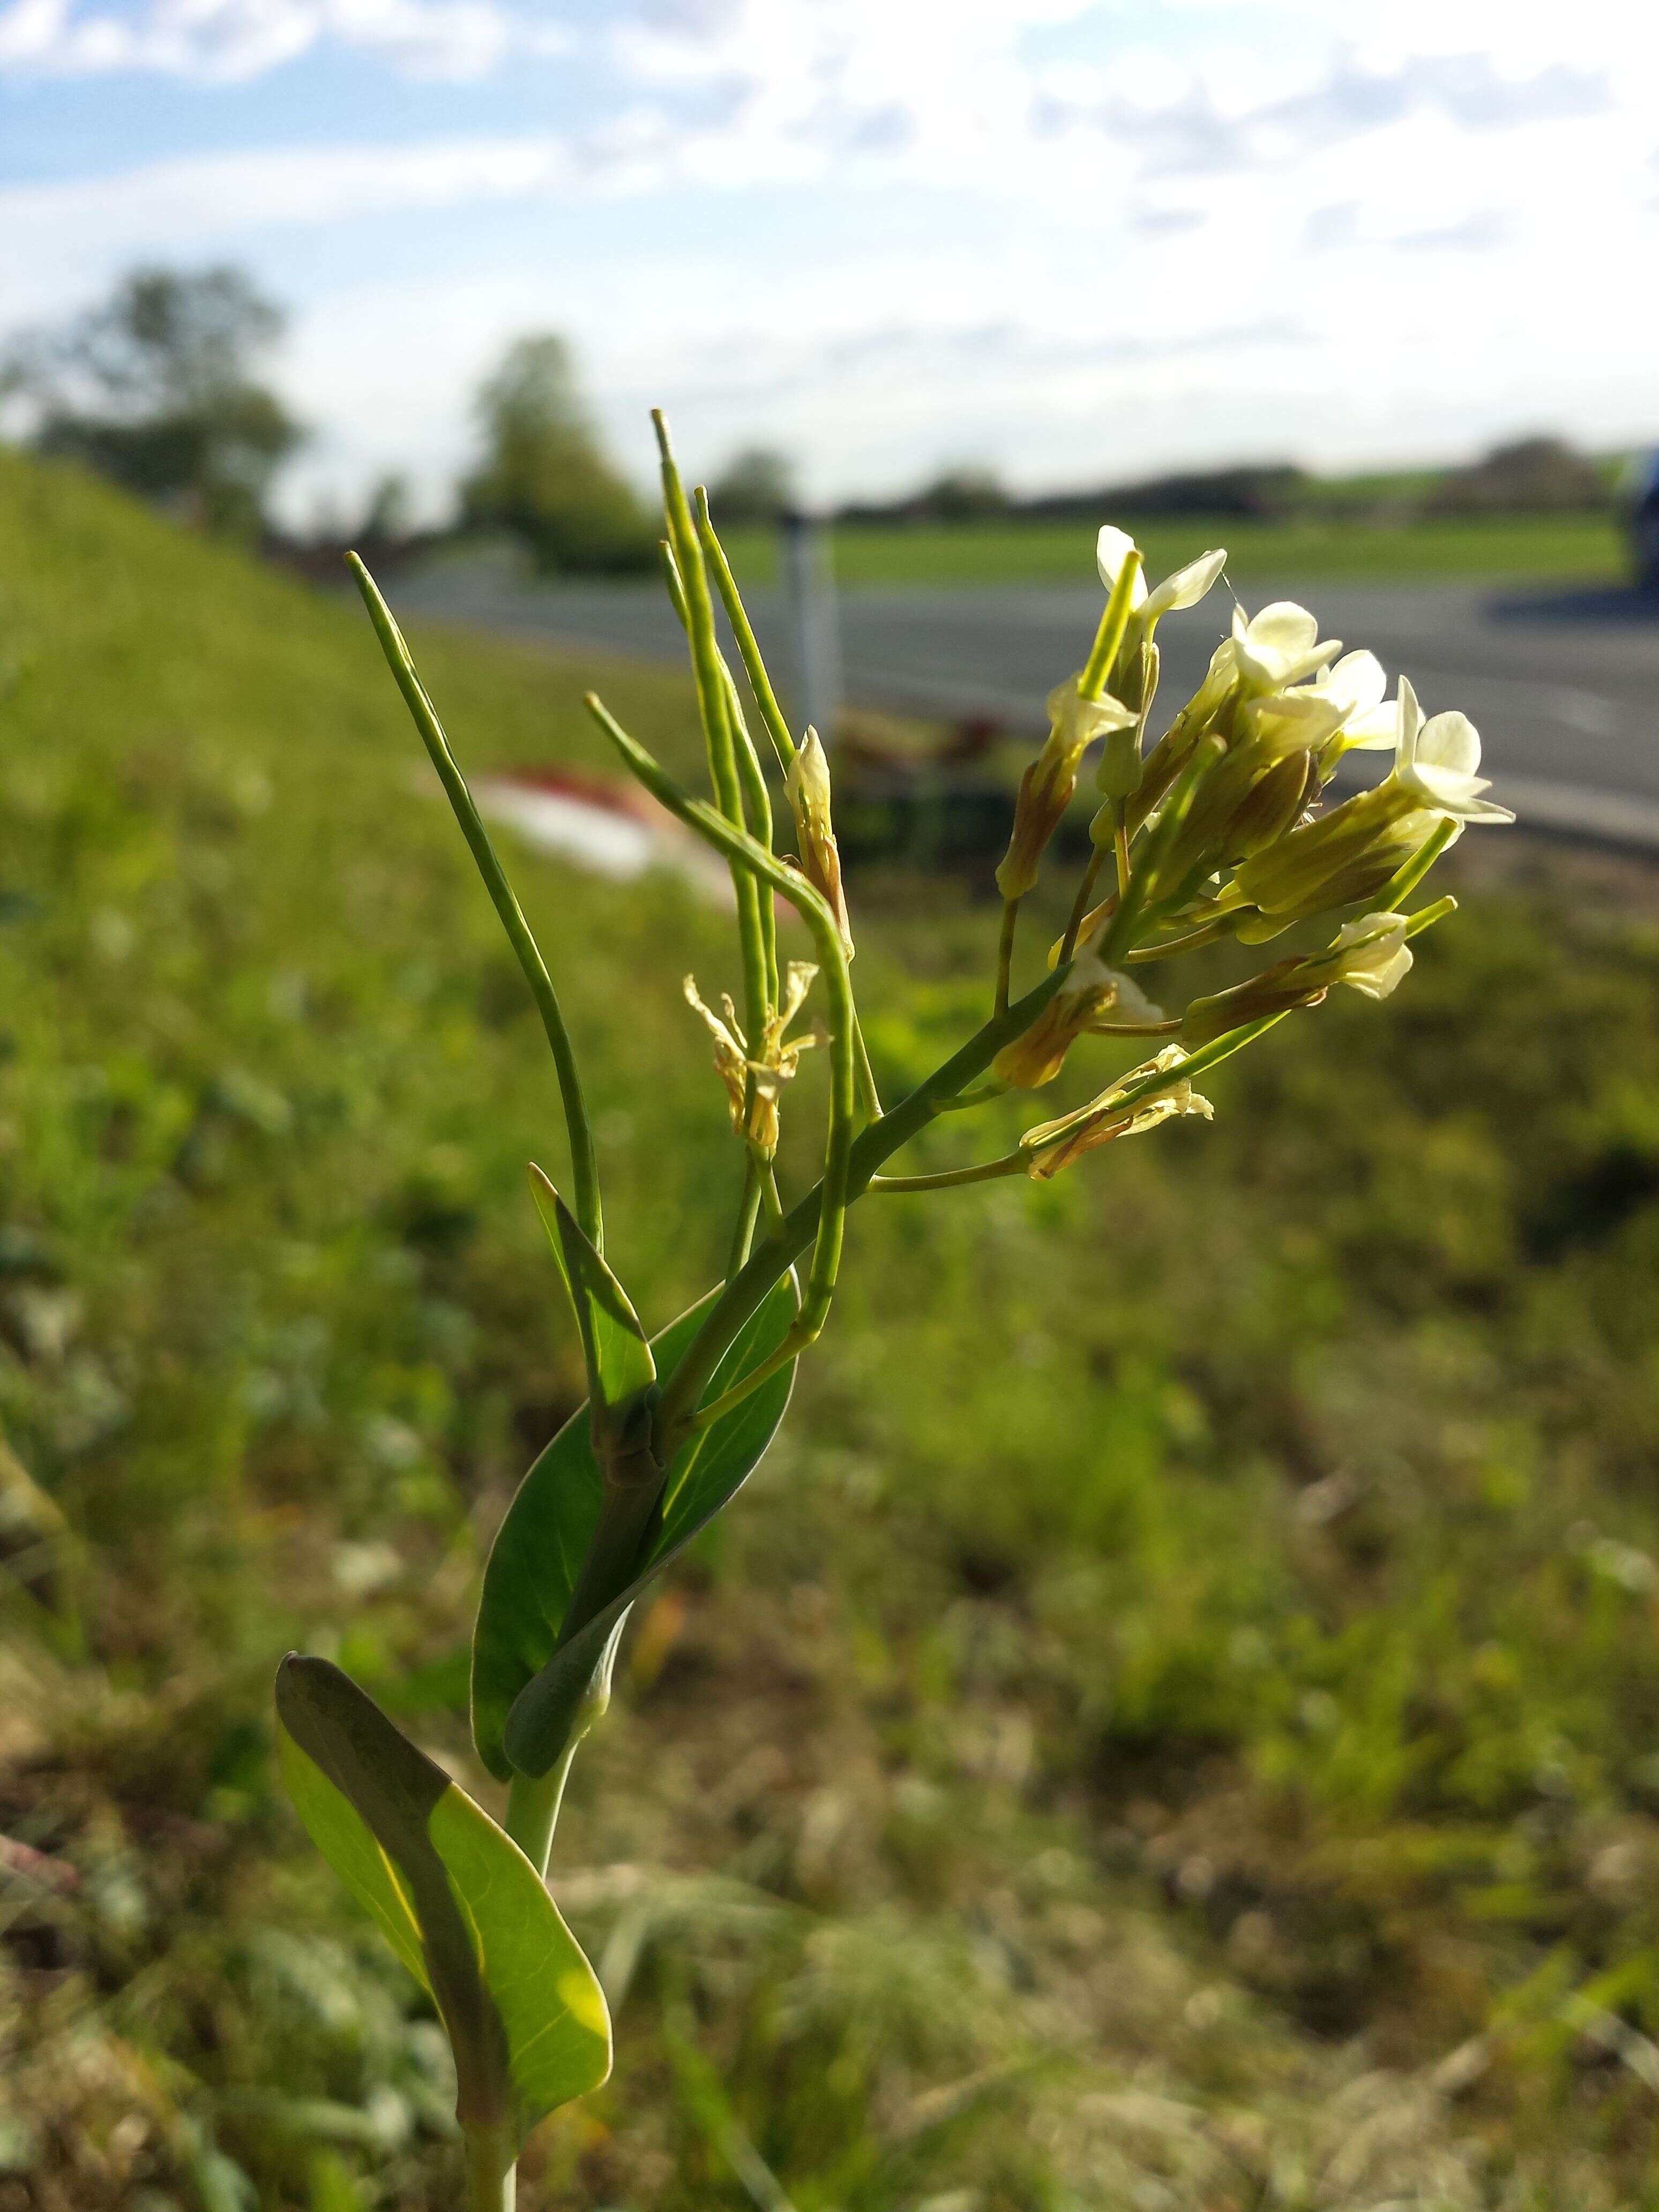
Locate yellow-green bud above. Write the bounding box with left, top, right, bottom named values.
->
left=991, top=951, right=1162, bottom=1088
left=996, top=678, right=1134, bottom=901
left=786, top=729, right=854, bottom=960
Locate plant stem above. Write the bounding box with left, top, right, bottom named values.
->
left=464, top=2122, right=516, bottom=2212
left=994, top=899, right=1019, bottom=1017
left=1060, top=850, right=1105, bottom=965
left=653, top=959, right=1071, bottom=1439
left=728, top=1155, right=763, bottom=1279
left=869, top=1153, right=1025, bottom=1192
left=853, top=1013, right=883, bottom=1121
left=504, top=1750, right=578, bottom=1882
left=348, top=557, right=603, bottom=1251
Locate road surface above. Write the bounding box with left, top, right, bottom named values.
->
left=388, top=559, right=1659, bottom=848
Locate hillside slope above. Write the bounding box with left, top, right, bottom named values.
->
left=5, top=450, right=1659, bottom=2209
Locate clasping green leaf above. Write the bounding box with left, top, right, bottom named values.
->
left=275, top=1655, right=610, bottom=2144
left=528, top=1164, right=655, bottom=1424
left=472, top=1271, right=799, bottom=1782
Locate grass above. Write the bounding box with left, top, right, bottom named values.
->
left=719, top=511, right=1626, bottom=591
left=8, top=450, right=1659, bottom=2208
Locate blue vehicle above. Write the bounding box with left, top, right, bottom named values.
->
left=1630, top=450, right=1659, bottom=589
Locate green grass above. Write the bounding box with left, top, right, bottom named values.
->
left=8, top=450, right=1659, bottom=2209
left=721, top=510, right=1626, bottom=589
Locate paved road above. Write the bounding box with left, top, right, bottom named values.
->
left=390, top=559, right=1659, bottom=846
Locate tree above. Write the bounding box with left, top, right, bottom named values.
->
left=4, top=265, right=302, bottom=537
left=1432, top=436, right=1606, bottom=515
left=460, top=335, right=655, bottom=576
left=708, top=445, right=797, bottom=522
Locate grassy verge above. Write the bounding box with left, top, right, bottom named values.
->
left=6, top=451, right=1659, bottom=2209
left=720, top=511, right=1626, bottom=590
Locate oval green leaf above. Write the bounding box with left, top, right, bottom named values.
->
left=472, top=1272, right=799, bottom=1781
left=276, top=1654, right=610, bottom=2141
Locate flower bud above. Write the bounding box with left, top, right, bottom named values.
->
left=1097, top=722, right=1142, bottom=803
left=1021, top=1045, right=1212, bottom=1179
left=786, top=729, right=854, bottom=959
left=1225, top=751, right=1312, bottom=860
left=1180, top=958, right=1328, bottom=1048
left=991, top=950, right=1162, bottom=1088
left=996, top=678, right=1133, bottom=901
left=1230, top=783, right=1425, bottom=921
left=1180, top=913, right=1413, bottom=1047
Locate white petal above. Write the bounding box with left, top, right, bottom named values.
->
left=1341, top=700, right=1402, bottom=750
left=1396, top=676, right=1423, bottom=760
left=1145, top=547, right=1226, bottom=620
left=1246, top=602, right=1320, bottom=654
left=1321, top=649, right=1387, bottom=719
left=1341, top=941, right=1414, bottom=999
left=1418, top=709, right=1481, bottom=779
left=1096, top=525, right=1149, bottom=607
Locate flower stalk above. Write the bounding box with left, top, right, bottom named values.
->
left=288, top=471, right=1506, bottom=2212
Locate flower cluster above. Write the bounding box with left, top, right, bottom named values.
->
left=988, top=524, right=1511, bottom=1173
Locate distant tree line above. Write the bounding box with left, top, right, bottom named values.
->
left=0, top=264, right=1622, bottom=573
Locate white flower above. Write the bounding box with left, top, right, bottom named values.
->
left=1391, top=677, right=1514, bottom=823
left=1240, top=686, right=1351, bottom=756
left=1311, top=649, right=1396, bottom=749
left=1319, top=912, right=1414, bottom=1000
left=1096, top=528, right=1227, bottom=626
left=1230, top=601, right=1342, bottom=693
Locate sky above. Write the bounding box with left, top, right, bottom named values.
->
left=2, top=0, right=1657, bottom=524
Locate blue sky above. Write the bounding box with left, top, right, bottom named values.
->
left=3, top=0, right=1656, bottom=524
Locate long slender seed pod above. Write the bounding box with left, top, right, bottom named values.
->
left=661, top=537, right=779, bottom=1004
left=347, top=555, right=603, bottom=1251
left=695, top=489, right=797, bottom=771
left=1079, top=547, right=1143, bottom=703
left=653, top=414, right=771, bottom=1044
left=721, top=667, right=779, bottom=1004
left=585, top=693, right=855, bottom=1402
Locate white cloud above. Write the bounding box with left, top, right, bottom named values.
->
left=0, top=0, right=552, bottom=78
left=2, top=0, right=1656, bottom=511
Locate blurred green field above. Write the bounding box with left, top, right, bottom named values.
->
left=720, top=511, right=1626, bottom=590
left=9, top=451, right=1659, bottom=2210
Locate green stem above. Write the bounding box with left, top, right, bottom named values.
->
left=653, top=958, right=1071, bottom=1441
left=728, top=1154, right=763, bottom=1279
left=1125, top=916, right=1236, bottom=963
left=504, top=1750, right=577, bottom=1882
left=869, top=1154, right=1025, bottom=1193
left=1060, top=849, right=1105, bottom=965
left=853, top=1012, right=883, bottom=1122
left=995, top=898, right=1019, bottom=1017
left=464, top=2121, right=515, bottom=2212
left=1098, top=736, right=1221, bottom=966
left=348, top=556, right=602, bottom=1250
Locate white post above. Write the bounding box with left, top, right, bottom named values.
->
left=779, top=510, right=842, bottom=748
